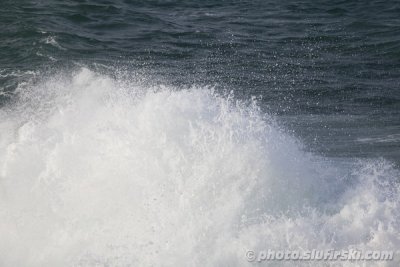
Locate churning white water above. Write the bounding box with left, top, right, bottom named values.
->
left=0, top=68, right=399, bottom=266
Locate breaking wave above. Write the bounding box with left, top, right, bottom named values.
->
left=0, top=68, right=399, bottom=266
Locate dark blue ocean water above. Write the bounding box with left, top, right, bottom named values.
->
left=1, top=0, right=399, bottom=162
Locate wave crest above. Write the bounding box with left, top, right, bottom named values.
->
left=0, top=68, right=399, bottom=266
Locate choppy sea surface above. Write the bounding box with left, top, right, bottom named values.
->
left=0, top=1, right=399, bottom=266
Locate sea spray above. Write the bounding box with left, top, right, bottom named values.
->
left=0, top=68, right=399, bottom=266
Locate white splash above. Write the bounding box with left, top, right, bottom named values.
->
left=0, top=68, right=399, bottom=267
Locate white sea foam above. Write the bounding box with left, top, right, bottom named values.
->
left=0, top=68, right=399, bottom=266
left=43, top=36, right=66, bottom=51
